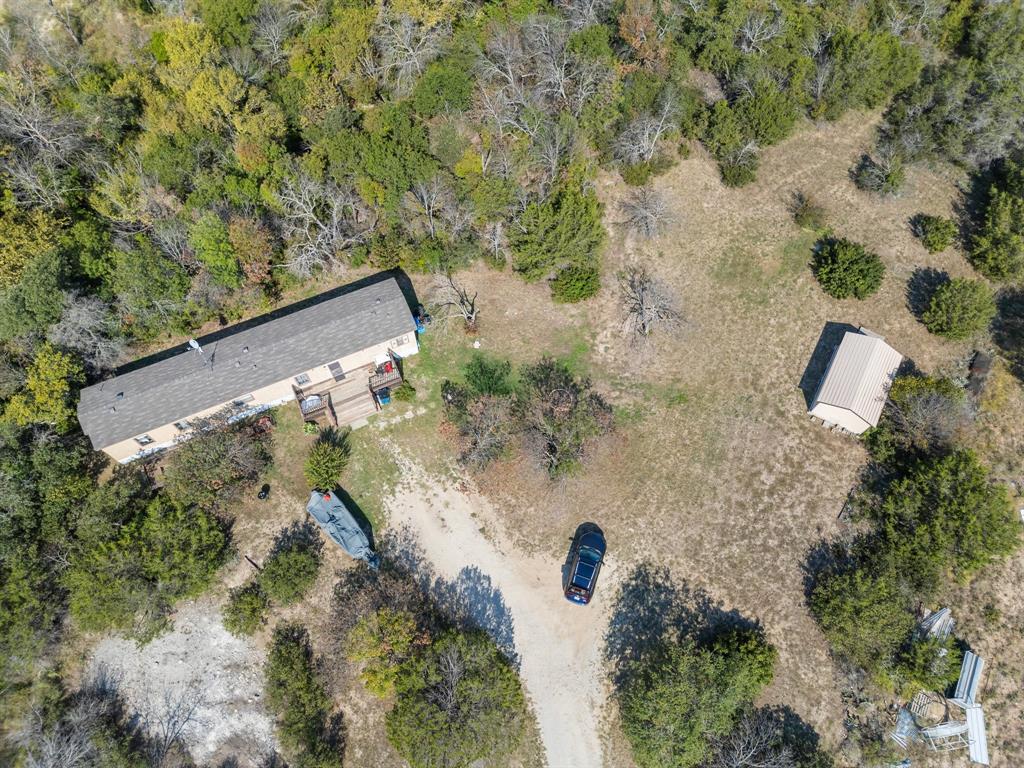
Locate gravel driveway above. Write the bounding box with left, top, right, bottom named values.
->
left=385, top=455, right=613, bottom=768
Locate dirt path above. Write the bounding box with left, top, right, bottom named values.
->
left=384, top=453, right=613, bottom=768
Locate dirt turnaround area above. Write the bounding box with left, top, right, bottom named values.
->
left=384, top=450, right=611, bottom=768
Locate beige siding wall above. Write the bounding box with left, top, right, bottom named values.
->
left=103, top=333, right=418, bottom=463
left=807, top=401, right=871, bottom=435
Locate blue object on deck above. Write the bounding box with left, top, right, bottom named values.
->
left=306, top=490, right=379, bottom=569
left=378, top=387, right=391, bottom=405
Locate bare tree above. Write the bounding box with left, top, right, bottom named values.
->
left=889, top=388, right=975, bottom=453
left=143, top=683, right=206, bottom=767
left=431, top=271, right=479, bottom=332
left=428, top=645, right=465, bottom=714
left=619, top=265, right=681, bottom=347
left=612, top=96, right=677, bottom=165
left=555, top=0, right=613, bottom=29
left=275, top=172, right=373, bottom=277
left=373, top=15, right=447, bottom=97
left=620, top=186, right=672, bottom=238
left=253, top=1, right=293, bottom=66
left=478, top=220, right=509, bottom=264
left=710, top=710, right=795, bottom=768
left=737, top=11, right=785, bottom=54
left=47, top=292, right=126, bottom=373
left=458, top=395, right=515, bottom=469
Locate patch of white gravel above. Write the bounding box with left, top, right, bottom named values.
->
left=384, top=452, right=614, bottom=768
left=88, top=601, right=277, bottom=767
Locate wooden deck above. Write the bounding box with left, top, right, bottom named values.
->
left=297, top=368, right=376, bottom=429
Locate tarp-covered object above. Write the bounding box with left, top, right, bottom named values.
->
left=306, top=490, right=379, bottom=569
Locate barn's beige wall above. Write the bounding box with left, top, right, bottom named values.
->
left=103, top=333, right=418, bottom=463
left=807, top=401, right=871, bottom=435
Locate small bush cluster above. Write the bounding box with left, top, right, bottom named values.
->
left=442, top=353, right=613, bottom=477
left=223, top=581, right=270, bottom=637
left=812, top=238, right=885, bottom=299
left=970, top=155, right=1024, bottom=282
left=912, top=214, right=957, bottom=253
left=259, top=523, right=324, bottom=606
left=265, top=623, right=342, bottom=768
left=791, top=191, right=826, bottom=230
left=922, top=277, right=996, bottom=339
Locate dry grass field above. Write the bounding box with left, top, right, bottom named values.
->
left=73, top=110, right=1024, bottom=768
left=373, top=110, right=1024, bottom=767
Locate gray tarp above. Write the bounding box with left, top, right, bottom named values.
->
left=306, top=490, right=379, bottom=569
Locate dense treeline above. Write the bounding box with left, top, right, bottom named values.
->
left=810, top=375, right=1019, bottom=697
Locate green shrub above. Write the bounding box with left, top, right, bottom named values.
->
left=791, top=191, right=826, bottom=230
left=619, top=629, right=776, bottom=768
left=265, top=622, right=341, bottom=766
left=891, top=635, right=962, bottom=696
left=260, top=525, right=323, bottom=606
left=464, top=353, right=513, bottom=396
left=304, top=429, right=351, bottom=490
left=812, top=238, right=885, bottom=299
left=970, top=187, right=1024, bottom=282
left=386, top=631, right=526, bottom=768
left=411, top=58, right=474, bottom=117
left=223, top=581, right=269, bottom=636
left=922, top=278, right=996, bottom=339
left=853, top=152, right=905, bottom=195
left=391, top=382, right=416, bottom=402
left=550, top=264, right=601, bottom=302
left=810, top=566, right=916, bottom=676
left=912, top=214, right=957, bottom=253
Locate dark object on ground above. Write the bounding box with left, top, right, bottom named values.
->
left=564, top=524, right=606, bottom=605
left=967, top=351, right=993, bottom=398
left=252, top=415, right=274, bottom=435
left=306, top=490, right=379, bottom=569
left=258, top=483, right=270, bottom=500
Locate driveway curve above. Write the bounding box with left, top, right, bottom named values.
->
left=384, top=454, right=610, bottom=768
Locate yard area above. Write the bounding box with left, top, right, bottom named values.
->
left=78, top=110, right=1024, bottom=768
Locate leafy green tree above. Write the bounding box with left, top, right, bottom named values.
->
left=3, top=343, right=85, bottom=433
left=137, top=496, right=228, bottom=598
left=912, top=214, right=957, bottom=253
left=163, top=416, right=271, bottom=508
left=195, top=0, right=258, bottom=47
left=871, top=450, right=1019, bottom=589
left=411, top=58, right=474, bottom=117
left=0, top=193, right=62, bottom=287
left=386, top=631, right=526, bottom=768
left=892, top=634, right=962, bottom=697
left=510, top=184, right=605, bottom=288
left=304, top=429, right=351, bottom=490
left=970, top=157, right=1024, bottom=281
left=190, top=212, right=242, bottom=287
left=108, top=239, right=190, bottom=342
left=812, top=238, right=885, bottom=299
left=619, top=629, right=776, bottom=768
left=0, top=250, right=67, bottom=341
left=223, top=580, right=270, bottom=636
left=260, top=524, right=324, bottom=606
left=265, top=622, right=342, bottom=766
left=922, top=278, right=996, bottom=339
left=347, top=608, right=423, bottom=697
left=810, top=566, right=916, bottom=676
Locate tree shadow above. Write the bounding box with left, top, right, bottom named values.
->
left=604, top=563, right=760, bottom=688
left=332, top=486, right=376, bottom=550
left=799, top=322, right=860, bottom=409
left=905, top=267, right=949, bottom=320
left=993, top=287, right=1024, bottom=382
left=270, top=520, right=324, bottom=558
left=762, top=704, right=833, bottom=766
left=432, top=566, right=518, bottom=667
left=953, top=165, right=998, bottom=247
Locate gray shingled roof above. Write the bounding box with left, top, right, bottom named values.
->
left=78, top=276, right=414, bottom=450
